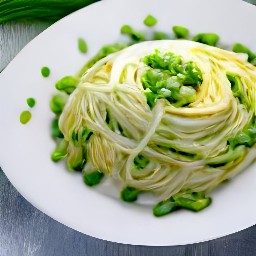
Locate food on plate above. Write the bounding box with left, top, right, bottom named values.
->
left=41, top=66, right=51, bottom=77
left=51, top=38, right=256, bottom=216
left=20, top=110, right=32, bottom=124
left=26, top=97, right=36, bottom=108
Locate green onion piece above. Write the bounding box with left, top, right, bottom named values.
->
left=172, top=26, right=189, bottom=39
left=50, top=94, right=66, bottom=115
left=51, top=118, right=64, bottom=139
left=121, top=186, right=139, bottom=202
left=83, top=171, right=104, bottom=186
left=55, top=76, right=78, bottom=94
left=26, top=97, right=36, bottom=108
left=193, top=33, right=219, bottom=46
left=41, top=66, right=50, bottom=77
left=143, top=15, right=158, bottom=27
left=51, top=139, right=68, bottom=162
left=153, top=199, right=180, bottom=217
left=78, top=38, right=88, bottom=53
left=232, top=43, right=256, bottom=62
left=20, top=110, right=32, bottom=124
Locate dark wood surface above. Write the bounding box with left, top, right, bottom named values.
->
left=1, top=1, right=256, bottom=255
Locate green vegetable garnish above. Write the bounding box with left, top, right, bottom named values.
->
left=51, top=118, right=64, bottom=139
left=143, top=15, right=158, bottom=27
left=83, top=170, right=104, bottom=186
left=232, top=43, right=256, bottom=62
left=193, top=33, right=219, bottom=46
left=153, top=31, right=170, bottom=40
left=41, top=66, right=50, bottom=77
left=51, top=139, right=68, bottom=162
left=134, top=154, right=149, bottom=169
left=50, top=94, right=66, bottom=115
left=227, top=74, right=250, bottom=109
left=121, top=187, right=139, bottom=202
left=172, top=26, right=189, bottom=39
left=78, top=38, right=88, bottom=53
left=77, top=43, right=127, bottom=77
left=20, top=110, right=32, bottom=124
left=153, top=199, right=180, bottom=217
left=173, top=193, right=211, bottom=212
left=120, top=25, right=145, bottom=42
left=26, top=97, right=36, bottom=108
left=141, top=50, right=202, bottom=108
left=55, top=76, right=78, bottom=94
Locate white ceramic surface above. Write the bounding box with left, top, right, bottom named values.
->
left=0, top=0, right=256, bottom=246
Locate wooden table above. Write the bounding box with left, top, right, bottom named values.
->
left=1, top=1, right=256, bottom=255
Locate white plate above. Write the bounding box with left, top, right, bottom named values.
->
left=0, top=0, right=256, bottom=246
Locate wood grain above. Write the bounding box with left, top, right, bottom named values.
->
left=1, top=2, right=256, bottom=255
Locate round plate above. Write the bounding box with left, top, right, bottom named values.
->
left=0, top=0, right=256, bottom=246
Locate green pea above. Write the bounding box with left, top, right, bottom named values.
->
left=26, top=97, right=36, bottom=108
left=121, top=186, right=139, bottom=202
left=143, top=15, right=158, bottom=27
left=41, top=66, right=50, bottom=77
left=83, top=171, right=104, bottom=186
left=78, top=38, right=88, bottom=53
left=20, top=110, right=32, bottom=124
left=172, top=26, right=189, bottom=39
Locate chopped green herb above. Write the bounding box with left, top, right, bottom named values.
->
left=41, top=66, right=50, bottom=77
left=83, top=171, right=104, bottom=186
left=26, top=97, right=36, bottom=108
left=78, top=38, right=88, bottom=53
left=143, top=15, right=158, bottom=27
left=172, top=26, right=189, bottom=39
left=20, top=110, right=32, bottom=124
